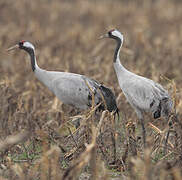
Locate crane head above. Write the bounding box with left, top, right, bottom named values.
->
left=99, top=29, right=123, bottom=41
left=7, top=41, right=35, bottom=52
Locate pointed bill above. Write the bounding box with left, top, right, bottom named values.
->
left=6, top=44, right=19, bottom=52
left=98, top=33, right=109, bottom=40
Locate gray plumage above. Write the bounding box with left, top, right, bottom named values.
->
left=7, top=41, right=118, bottom=114
left=100, top=29, right=173, bottom=145
left=120, top=74, right=172, bottom=120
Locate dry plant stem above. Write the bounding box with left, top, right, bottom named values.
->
left=51, top=147, right=61, bottom=180
left=109, top=112, right=117, bottom=163
left=90, top=135, right=97, bottom=180
left=96, top=111, right=108, bottom=137
left=148, top=122, right=174, bottom=150
left=89, top=111, right=107, bottom=180
left=67, top=126, right=78, bottom=148
left=162, top=80, right=178, bottom=153
left=112, top=113, right=117, bottom=162
left=164, top=126, right=171, bottom=154
left=126, top=122, right=137, bottom=157
left=85, top=103, right=102, bottom=119
left=62, top=111, right=107, bottom=180
left=158, top=151, right=173, bottom=161
left=62, top=142, right=95, bottom=179
left=84, top=79, right=96, bottom=130
left=98, top=137, right=109, bottom=162
left=97, top=112, right=109, bottom=162
left=85, top=79, right=108, bottom=115
left=111, top=131, right=117, bottom=163
left=161, top=81, right=177, bottom=155
left=122, top=143, right=129, bottom=165
left=98, top=88, right=107, bottom=110
left=129, top=136, right=137, bottom=157
left=84, top=79, right=95, bottom=109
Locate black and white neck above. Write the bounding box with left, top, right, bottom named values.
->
left=107, top=30, right=128, bottom=73
left=26, top=48, right=37, bottom=72
left=19, top=41, right=39, bottom=72
left=7, top=41, right=53, bottom=90
left=113, top=37, right=122, bottom=64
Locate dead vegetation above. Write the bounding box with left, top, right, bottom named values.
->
left=0, top=0, right=182, bottom=179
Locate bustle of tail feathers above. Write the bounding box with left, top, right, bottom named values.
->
left=83, top=77, right=119, bottom=117
left=161, top=97, right=173, bottom=118
left=99, top=85, right=119, bottom=116
left=153, top=97, right=173, bottom=119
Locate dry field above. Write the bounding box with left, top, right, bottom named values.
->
left=0, top=0, right=182, bottom=179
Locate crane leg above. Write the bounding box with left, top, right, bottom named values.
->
left=135, top=110, right=146, bottom=147
left=140, top=118, right=146, bottom=147
left=164, top=116, right=172, bottom=154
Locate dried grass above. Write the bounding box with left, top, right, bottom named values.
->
left=0, top=0, right=182, bottom=179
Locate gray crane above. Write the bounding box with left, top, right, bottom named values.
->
left=7, top=40, right=118, bottom=116
left=100, top=29, right=173, bottom=146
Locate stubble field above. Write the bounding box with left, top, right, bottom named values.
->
left=0, top=0, right=182, bottom=179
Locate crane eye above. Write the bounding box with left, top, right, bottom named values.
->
left=19, top=40, right=25, bottom=47
left=108, top=29, right=115, bottom=36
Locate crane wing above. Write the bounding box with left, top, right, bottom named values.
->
left=48, top=72, right=118, bottom=112
left=51, top=74, right=92, bottom=109
left=122, top=78, right=163, bottom=111
left=51, top=73, right=104, bottom=109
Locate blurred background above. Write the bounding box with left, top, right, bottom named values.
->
left=0, top=0, right=182, bottom=179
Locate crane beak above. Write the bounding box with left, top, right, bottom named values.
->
left=6, top=44, right=19, bottom=52
left=98, top=33, right=109, bottom=40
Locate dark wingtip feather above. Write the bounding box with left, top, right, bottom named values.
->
left=99, top=85, right=119, bottom=113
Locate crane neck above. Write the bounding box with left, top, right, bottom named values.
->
left=28, top=49, right=39, bottom=72
left=113, top=38, right=127, bottom=72
left=26, top=49, right=53, bottom=89
left=114, top=38, right=122, bottom=63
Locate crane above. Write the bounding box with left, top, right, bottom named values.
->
left=100, top=29, right=173, bottom=146
left=7, top=40, right=119, bottom=116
